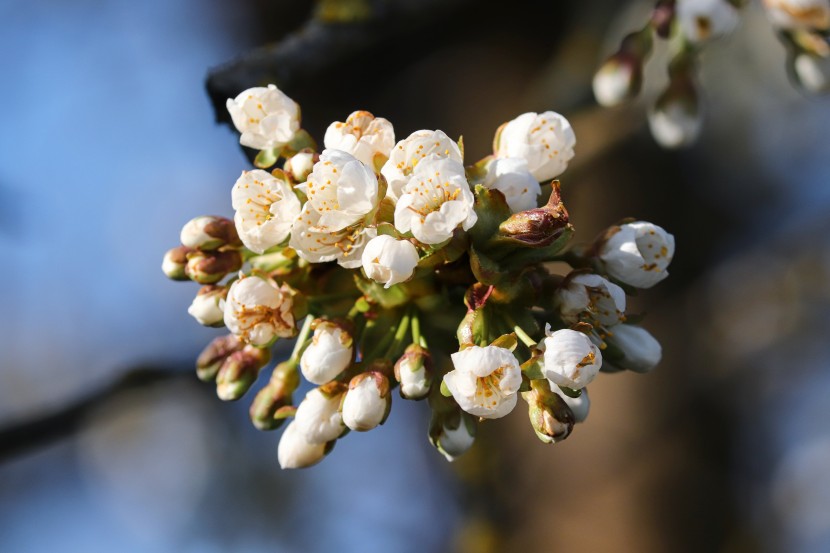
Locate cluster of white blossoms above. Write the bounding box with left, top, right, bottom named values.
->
left=163, top=84, right=674, bottom=468
left=594, top=0, right=830, bottom=148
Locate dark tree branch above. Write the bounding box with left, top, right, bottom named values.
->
left=0, top=365, right=192, bottom=463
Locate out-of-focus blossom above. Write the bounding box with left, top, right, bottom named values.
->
left=676, top=0, right=739, bottom=44
left=793, top=53, right=830, bottom=93
left=607, top=324, right=662, bottom=373
left=555, top=387, right=590, bottom=423
left=277, top=421, right=331, bottom=469
left=763, top=0, right=830, bottom=30
left=180, top=215, right=240, bottom=250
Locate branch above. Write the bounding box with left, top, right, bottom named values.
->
left=0, top=365, right=192, bottom=463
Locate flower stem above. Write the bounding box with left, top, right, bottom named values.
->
left=411, top=309, right=427, bottom=348
left=384, top=308, right=412, bottom=359
left=502, top=313, right=537, bottom=348
left=289, top=315, right=315, bottom=362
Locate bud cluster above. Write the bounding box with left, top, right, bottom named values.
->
left=163, top=84, right=674, bottom=468
left=593, top=0, right=830, bottom=148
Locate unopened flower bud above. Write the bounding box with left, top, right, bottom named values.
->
left=648, top=79, right=701, bottom=149
left=540, top=325, right=602, bottom=390
left=284, top=151, right=318, bottom=182
left=180, top=216, right=241, bottom=250
left=429, top=411, right=476, bottom=462
left=196, top=334, right=244, bottom=381
left=361, top=235, right=420, bottom=288
left=523, top=380, right=575, bottom=444
left=593, top=52, right=643, bottom=107
left=188, top=285, right=228, bottom=327
left=278, top=421, right=334, bottom=469
left=497, top=182, right=569, bottom=247
left=300, top=320, right=353, bottom=384
left=161, top=245, right=193, bottom=280
left=792, top=53, right=830, bottom=93
left=342, top=371, right=391, bottom=432
left=598, top=221, right=675, bottom=289
left=606, top=324, right=662, bottom=373
left=250, top=360, right=300, bottom=431
left=293, top=382, right=348, bottom=444
left=555, top=387, right=590, bottom=423
left=224, top=275, right=296, bottom=347
left=185, top=250, right=243, bottom=284
left=215, top=345, right=271, bottom=401
left=394, top=344, right=433, bottom=400
left=555, top=273, right=626, bottom=328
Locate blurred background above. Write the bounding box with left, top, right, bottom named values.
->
left=2, top=0, right=829, bottom=551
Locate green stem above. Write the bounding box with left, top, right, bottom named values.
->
left=411, top=309, right=424, bottom=347
left=384, top=308, right=412, bottom=359
left=502, top=313, right=537, bottom=348
left=290, top=315, right=315, bottom=362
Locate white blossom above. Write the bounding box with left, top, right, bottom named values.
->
left=676, top=0, right=739, bottom=44
left=554, top=388, right=590, bottom=423
left=381, top=130, right=463, bottom=200
left=393, top=156, right=477, bottom=245
left=342, top=372, right=391, bottom=431
left=599, top=221, right=675, bottom=289
left=541, top=327, right=602, bottom=390
left=763, top=0, right=830, bottom=30
left=593, top=56, right=639, bottom=107
left=180, top=216, right=224, bottom=250
left=361, top=235, right=420, bottom=288
left=494, top=111, right=575, bottom=182
left=278, top=421, right=328, bottom=469
left=284, top=152, right=317, bottom=182
left=607, top=324, right=662, bottom=373
left=395, top=345, right=432, bottom=400
left=434, top=419, right=475, bottom=461
left=305, top=149, right=379, bottom=232
left=293, top=386, right=347, bottom=444
left=482, top=157, right=541, bottom=213
left=794, top=54, right=830, bottom=93
left=224, top=275, right=295, bottom=347
left=289, top=205, right=377, bottom=268
left=648, top=99, right=701, bottom=149
left=555, top=273, right=626, bottom=327
left=187, top=287, right=226, bottom=327
left=444, top=345, right=522, bottom=419
left=232, top=170, right=302, bottom=254
left=324, top=111, right=395, bottom=168
left=300, top=321, right=353, bottom=384
left=226, top=84, right=300, bottom=150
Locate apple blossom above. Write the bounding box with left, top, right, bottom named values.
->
left=444, top=345, right=522, bottom=419
left=598, top=221, right=675, bottom=289
left=393, top=156, right=477, bottom=245
left=305, top=149, right=380, bottom=232
left=481, top=157, right=541, bottom=213
left=323, top=110, right=395, bottom=168
left=361, top=235, right=420, bottom=288
left=381, top=130, right=463, bottom=200
left=232, top=169, right=302, bottom=254
left=342, top=372, right=392, bottom=432
left=541, top=327, right=602, bottom=390
left=555, top=273, right=626, bottom=327
left=493, top=111, right=575, bottom=182
left=607, top=324, right=662, bottom=373
left=293, top=384, right=348, bottom=444
left=224, top=275, right=296, bottom=347
left=299, top=320, right=354, bottom=384
left=676, top=0, right=739, bottom=44
left=277, top=421, right=331, bottom=469
left=227, top=84, right=300, bottom=151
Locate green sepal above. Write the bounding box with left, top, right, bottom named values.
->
left=468, top=185, right=513, bottom=249
left=469, top=245, right=503, bottom=285
left=557, top=386, right=581, bottom=399
left=440, top=380, right=452, bottom=397
left=457, top=307, right=489, bottom=347
left=490, top=333, right=518, bottom=352
left=281, top=129, right=318, bottom=157
left=521, top=357, right=545, bottom=380
left=254, top=147, right=280, bottom=169
left=353, top=274, right=409, bottom=309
